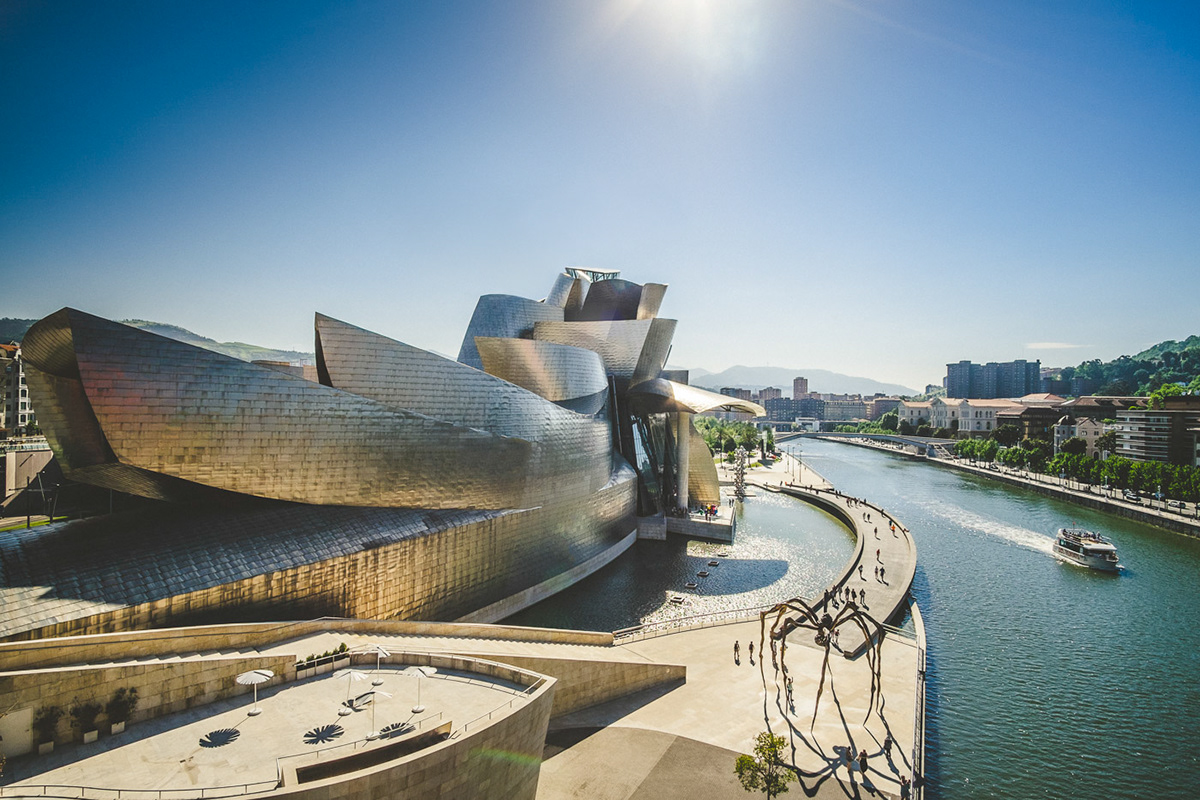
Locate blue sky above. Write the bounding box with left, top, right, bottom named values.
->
left=2, top=0, right=1198, bottom=392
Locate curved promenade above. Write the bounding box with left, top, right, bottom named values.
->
left=746, top=454, right=918, bottom=659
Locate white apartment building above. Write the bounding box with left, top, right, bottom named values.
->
left=898, top=401, right=931, bottom=429
left=1, top=345, right=36, bottom=435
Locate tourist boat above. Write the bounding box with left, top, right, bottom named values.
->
left=1053, top=527, right=1121, bottom=572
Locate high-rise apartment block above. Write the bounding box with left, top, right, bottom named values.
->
left=793, top=376, right=808, bottom=398
left=944, top=359, right=1041, bottom=399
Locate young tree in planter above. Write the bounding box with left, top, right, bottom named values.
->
left=735, top=731, right=796, bottom=798
left=105, top=687, right=139, bottom=733
left=33, top=706, right=63, bottom=749
left=70, top=700, right=102, bottom=742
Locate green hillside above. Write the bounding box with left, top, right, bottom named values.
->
left=0, top=318, right=36, bottom=343
left=1069, top=336, right=1200, bottom=396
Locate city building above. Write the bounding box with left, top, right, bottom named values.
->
left=1054, top=415, right=1109, bottom=457
left=1, top=344, right=37, bottom=435
left=797, top=397, right=826, bottom=421
left=867, top=397, right=901, bottom=420
left=898, top=401, right=931, bottom=429
left=1115, top=396, right=1200, bottom=466
left=720, top=387, right=753, bottom=401
left=5, top=270, right=762, bottom=642
left=824, top=399, right=868, bottom=422
left=944, top=359, right=1042, bottom=399
left=758, top=387, right=782, bottom=401
left=1056, top=395, right=1145, bottom=421
left=793, top=376, right=808, bottom=398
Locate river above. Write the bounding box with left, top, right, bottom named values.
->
left=508, top=438, right=1200, bottom=799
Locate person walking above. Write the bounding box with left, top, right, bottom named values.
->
left=876, top=548, right=881, bottom=561
left=880, top=566, right=886, bottom=582
left=859, top=588, right=865, bottom=604
left=734, top=640, right=740, bottom=661
left=883, top=733, right=893, bottom=758
left=749, top=641, right=755, bottom=662
left=858, top=749, right=868, bottom=774
left=858, top=564, right=864, bottom=579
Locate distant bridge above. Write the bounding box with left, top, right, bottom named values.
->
left=775, top=430, right=956, bottom=458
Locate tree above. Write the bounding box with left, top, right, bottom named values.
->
left=1094, top=431, right=1117, bottom=455
left=898, top=420, right=915, bottom=435
left=879, top=411, right=898, bottom=431
left=916, top=424, right=932, bottom=437
left=1059, top=437, right=1087, bottom=456
left=735, top=731, right=796, bottom=798
left=1147, top=382, right=1184, bottom=409
left=992, top=424, right=1021, bottom=447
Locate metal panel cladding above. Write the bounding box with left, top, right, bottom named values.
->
left=23, top=309, right=533, bottom=509
left=456, top=295, right=564, bottom=370
left=473, top=337, right=608, bottom=413
left=532, top=318, right=677, bottom=384
left=315, top=314, right=613, bottom=507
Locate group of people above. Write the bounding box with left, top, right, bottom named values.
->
left=699, top=504, right=719, bottom=521
left=825, top=584, right=866, bottom=609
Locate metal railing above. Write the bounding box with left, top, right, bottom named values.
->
left=0, top=782, right=278, bottom=799
left=613, top=603, right=784, bottom=642
left=458, top=676, right=547, bottom=734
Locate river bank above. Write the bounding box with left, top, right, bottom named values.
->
left=813, top=435, right=1200, bottom=538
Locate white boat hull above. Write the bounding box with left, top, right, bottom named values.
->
left=1053, top=543, right=1120, bottom=572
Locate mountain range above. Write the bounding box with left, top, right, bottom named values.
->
left=680, top=365, right=918, bottom=397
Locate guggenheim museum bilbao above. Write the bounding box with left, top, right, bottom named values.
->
left=2, top=269, right=762, bottom=641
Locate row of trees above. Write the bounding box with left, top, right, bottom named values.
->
left=694, top=417, right=773, bottom=457
left=954, top=436, right=1200, bottom=502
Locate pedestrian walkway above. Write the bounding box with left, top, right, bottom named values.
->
left=540, top=618, right=920, bottom=799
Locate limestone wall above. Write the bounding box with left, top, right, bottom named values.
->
left=269, top=668, right=555, bottom=800
left=0, top=653, right=294, bottom=748
left=0, top=618, right=614, bottom=672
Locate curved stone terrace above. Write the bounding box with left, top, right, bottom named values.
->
left=0, top=643, right=550, bottom=798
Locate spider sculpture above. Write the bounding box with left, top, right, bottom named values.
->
left=758, top=594, right=886, bottom=728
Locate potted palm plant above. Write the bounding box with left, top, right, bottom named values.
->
left=33, top=706, right=63, bottom=754
left=70, top=700, right=102, bottom=744
left=105, top=687, right=139, bottom=734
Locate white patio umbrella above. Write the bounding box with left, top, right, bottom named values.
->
left=402, top=665, right=437, bottom=714
left=236, top=669, right=274, bottom=716
left=355, top=644, right=391, bottom=686
left=336, top=669, right=369, bottom=716
left=365, top=690, right=392, bottom=740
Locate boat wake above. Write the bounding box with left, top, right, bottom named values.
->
left=920, top=500, right=1055, bottom=556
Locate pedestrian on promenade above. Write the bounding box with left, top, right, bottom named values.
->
left=883, top=734, right=893, bottom=758
left=844, top=745, right=853, bottom=768
left=858, top=564, right=864, bottom=579
left=859, top=749, right=868, bottom=774
left=880, top=566, right=886, bottom=582
left=874, top=526, right=878, bottom=539
left=876, top=548, right=881, bottom=561
left=900, top=776, right=911, bottom=799
left=749, top=641, right=754, bottom=662
left=859, top=588, right=865, bottom=605
left=734, top=640, right=740, bottom=661
left=832, top=628, right=840, bottom=648
left=874, top=565, right=879, bottom=580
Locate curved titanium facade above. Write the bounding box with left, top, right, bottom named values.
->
left=9, top=267, right=742, bottom=641
left=24, top=309, right=532, bottom=509
left=474, top=337, right=608, bottom=415
left=532, top=318, right=677, bottom=384
left=456, top=295, right=564, bottom=370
